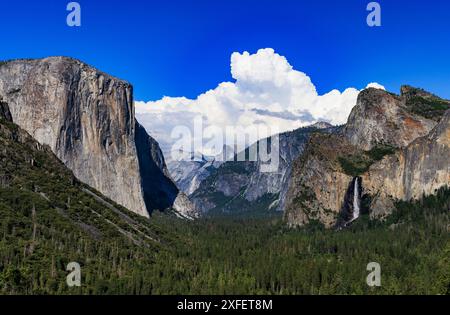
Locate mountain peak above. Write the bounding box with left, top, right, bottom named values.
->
left=310, top=121, right=333, bottom=129
left=344, top=86, right=437, bottom=150
left=3, top=56, right=131, bottom=88
left=358, top=86, right=397, bottom=103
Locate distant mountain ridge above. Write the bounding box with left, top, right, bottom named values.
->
left=167, top=146, right=238, bottom=196
left=174, top=122, right=338, bottom=215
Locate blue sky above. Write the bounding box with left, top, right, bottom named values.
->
left=1, top=0, right=449, bottom=100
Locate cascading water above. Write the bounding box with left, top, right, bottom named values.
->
left=337, top=176, right=363, bottom=229
left=352, top=177, right=360, bottom=221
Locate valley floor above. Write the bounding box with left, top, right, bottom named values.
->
left=1, top=187, right=449, bottom=295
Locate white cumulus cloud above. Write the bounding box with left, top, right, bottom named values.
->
left=366, top=82, right=386, bottom=90
left=135, top=48, right=382, bottom=155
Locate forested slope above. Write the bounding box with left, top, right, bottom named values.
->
left=0, top=100, right=448, bottom=294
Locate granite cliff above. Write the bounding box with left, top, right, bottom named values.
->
left=0, top=57, right=197, bottom=218
left=344, top=87, right=437, bottom=150
left=363, top=109, right=450, bottom=218
left=285, top=86, right=450, bottom=227
left=167, top=151, right=219, bottom=196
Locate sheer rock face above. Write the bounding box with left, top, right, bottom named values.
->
left=0, top=99, right=12, bottom=121
left=285, top=87, right=450, bottom=228
left=0, top=57, right=197, bottom=218
left=167, top=153, right=218, bottom=196
left=284, top=133, right=354, bottom=228
left=362, top=110, right=450, bottom=218
left=343, top=88, right=437, bottom=150
left=134, top=122, right=198, bottom=218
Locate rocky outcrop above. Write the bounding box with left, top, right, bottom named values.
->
left=400, top=85, right=450, bottom=121
left=167, top=152, right=219, bottom=196
left=344, top=88, right=437, bottom=150
left=285, top=86, right=450, bottom=227
left=362, top=109, right=450, bottom=218
left=0, top=57, right=198, bottom=218
left=284, top=133, right=355, bottom=228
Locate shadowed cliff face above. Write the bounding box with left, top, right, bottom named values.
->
left=135, top=122, right=178, bottom=213
left=0, top=99, right=10, bottom=120
left=285, top=87, right=450, bottom=228
left=0, top=99, right=12, bottom=121
left=0, top=57, right=197, bottom=218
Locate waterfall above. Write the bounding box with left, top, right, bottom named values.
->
left=352, top=177, right=360, bottom=221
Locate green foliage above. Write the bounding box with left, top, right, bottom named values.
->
left=151, top=188, right=448, bottom=295
left=366, top=144, right=396, bottom=161
left=207, top=193, right=280, bottom=217
left=406, top=96, right=450, bottom=121
left=292, top=185, right=315, bottom=214
left=338, top=155, right=371, bottom=177
left=0, top=117, right=448, bottom=295
left=339, top=144, right=396, bottom=176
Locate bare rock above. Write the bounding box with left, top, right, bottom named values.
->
left=285, top=86, right=450, bottom=227
left=284, top=133, right=354, bottom=228
left=344, top=88, right=437, bottom=150
left=0, top=57, right=198, bottom=218
left=363, top=109, right=450, bottom=218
